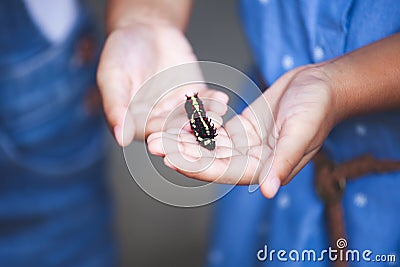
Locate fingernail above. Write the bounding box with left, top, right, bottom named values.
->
left=114, top=125, right=123, bottom=146
left=261, top=176, right=281, bottom=198
left=146, top=133, right=157, bottom=143
left=269, top=177, right=281, bottom=197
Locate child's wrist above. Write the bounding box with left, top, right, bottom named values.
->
left=317, top=60, right=351, bottom=126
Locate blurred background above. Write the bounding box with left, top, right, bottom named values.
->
left=85, top=0, right=253, bottom=266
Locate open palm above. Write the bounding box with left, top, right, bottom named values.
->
left=148, top=66, right=337, bottom=198
left=97, top=22, right=228, bottom=146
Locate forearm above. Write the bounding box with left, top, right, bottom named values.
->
left=321, top=33, right=400, bottom=124
left=106, top=0, right=192, bottom=33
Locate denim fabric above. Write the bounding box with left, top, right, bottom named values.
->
left=207, top=1, right=400, bottom=266
left=0, top=2, right=117, bottom=267
left=0, top=0, right=51, bottom=67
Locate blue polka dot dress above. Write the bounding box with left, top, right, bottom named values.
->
left=206, top=1, right=400, bottom=266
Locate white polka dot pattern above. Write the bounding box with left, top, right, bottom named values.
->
left=313, top=46, right=324, bottom=61
left=277, top=193, right=291, bottom=209
left=281, top=55, right=294, bottom=70
left=354, top=193, right=368, bottom=208
left=355, top=124, right=367, bottom=136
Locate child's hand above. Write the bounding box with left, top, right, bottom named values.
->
left=255, top=66, right=337, bottom=197
left=148, top=65, right=337, bottom=198
left=97, top=22, right=228, bottom=146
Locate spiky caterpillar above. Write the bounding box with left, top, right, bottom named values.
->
left=185, top=93, right=217, bottom=150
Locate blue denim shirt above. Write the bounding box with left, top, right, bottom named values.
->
left=0, top=1, right=51, bottom=66
left=0, top=1, right=116, bottom=266
left=207, top=1, right=400, bottom=266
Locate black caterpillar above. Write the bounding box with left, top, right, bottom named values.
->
left=185, top=93, right=217, bottom=150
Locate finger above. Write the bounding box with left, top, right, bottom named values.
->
left=201, top=90, right=229, bottom=116
left=147, top=131, right=234, bottom=158
left=119, top=111, right=136, bottom=147
left=246, top=145, right=275, bottom=185
left=282, top=146, right=320, bottom=185
left=164, top=129, right=232, bottom=146
left=202, top=90, right=229, bottom=104
left=164, top=153, right=259, bottom=184
left=145, top=115, right=189, bottom=138
left=147, top=131, right=195, bottom=146
left=150, top=88, right=228, bottom=118
left=225, top=115, right=262, bottom=147
left=144, top=111, right=223, bottom=139
left=97, top=67, right=136, bottom=146
left=147, top=132, right=195, bottom=157
left=258, top=127, right=311, bottom=198
left=165, top=87, right=228, bottom=112
left=147, top=133, right=168, bottom=156
left=148, top=124, right=231, bottom=146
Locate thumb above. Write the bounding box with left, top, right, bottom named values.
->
left=258, top=126, right=310, bottom=198
left=97, top=69, right=136, bottom=147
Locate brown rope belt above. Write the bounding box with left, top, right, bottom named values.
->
left=313, top=151, right=400, bottom=267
